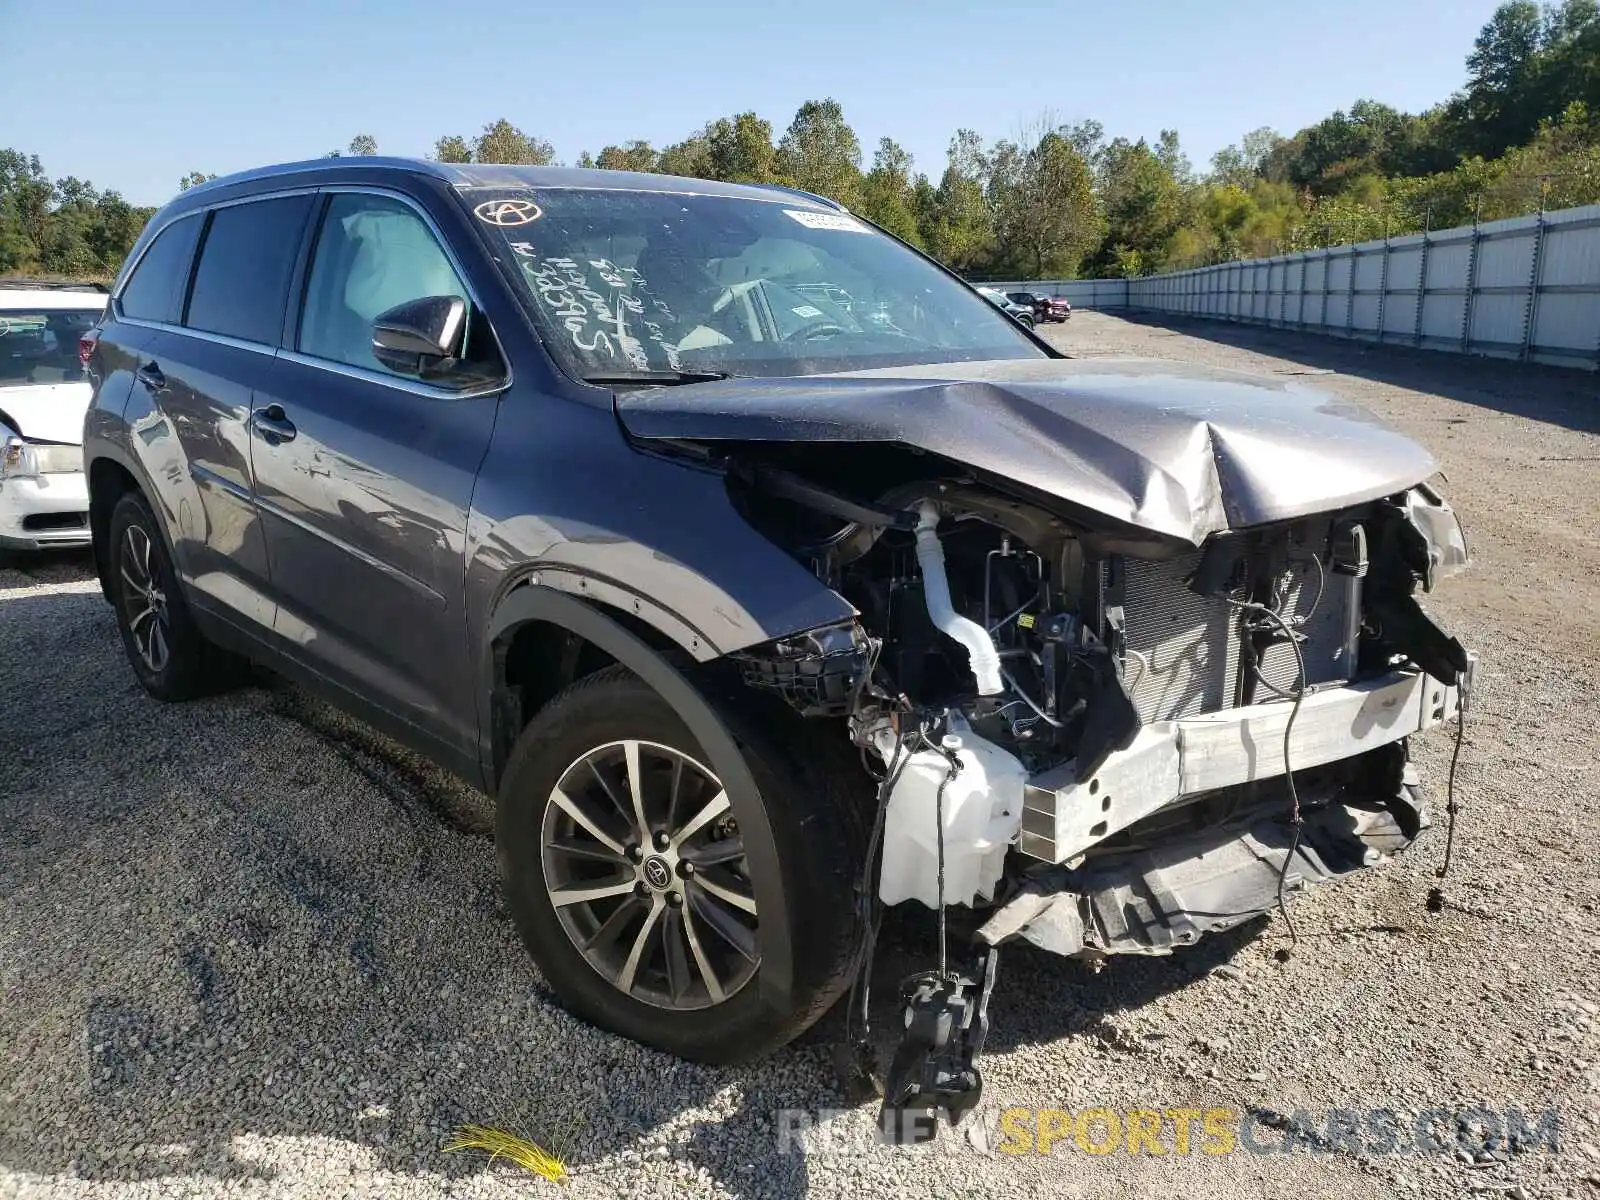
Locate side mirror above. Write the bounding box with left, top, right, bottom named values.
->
left=371, top=295, right=467, bottom=377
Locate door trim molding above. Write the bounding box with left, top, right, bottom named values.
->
left=254, top=493, right=447, bottom=609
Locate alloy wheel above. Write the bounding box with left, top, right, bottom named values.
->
left=541, top=739, right=758, bottom=1010
left=118, top=524, right=170, bottom=674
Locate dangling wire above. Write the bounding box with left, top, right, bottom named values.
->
left=1428, top=680, right=1471, bottom=912
left=845, top=718, right=916, bottom=1047
left=1225, top=597, right=1308, bottom=948
left=934, top=759, right=957, bottom=980
left=1437, top=701, right=1468, bottom=878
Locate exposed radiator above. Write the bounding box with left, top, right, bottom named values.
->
left=1255, top=526, right=1362, bottom=695
left=1109, top=535, right=1360, bottom=723
left=1113, top=552, right=1242, bottom=723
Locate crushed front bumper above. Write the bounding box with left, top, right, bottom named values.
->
left=1017, top=664, right=1468, bottom=864
left=980, top=660, right=1472, bottom=959
left=0, top=470, right=91, bottom=550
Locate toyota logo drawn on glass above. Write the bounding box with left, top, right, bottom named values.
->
left=474, top=198, right=542, bottom=227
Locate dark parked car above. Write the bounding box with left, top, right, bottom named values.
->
left=1006, top=290, right=1070, bottom=322
left=974, top=285, right=1035, bottom=327
left=82, top=159, right=1472, bottom=1130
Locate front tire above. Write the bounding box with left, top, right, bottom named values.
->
left=107, top=490, right=245, bottom=701
left=496, top=665, right=865, bottom=1064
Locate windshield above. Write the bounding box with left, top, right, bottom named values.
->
left=471, top=187, right=1045, bottom=380
left=0, top=305, right=102, bottom=388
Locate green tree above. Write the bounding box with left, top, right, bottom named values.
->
left=1210, top=126, right=1284, bottom=187
left=658, top=132, right=714, bottom=179
left=1535, top=0, right=1600, bottom=129
left=775, top=98, right=864, bottom=206
left=1094, top=138, right=1186, bottom=274
left=2, top=151, right=55, bottom=262
left=704, top=113, right=778, bottom=183
left=0, top=149, right=155, bottom=276
left=1061, top=119, right=1106, bottom=168
left=858, top=138, right=923, bottom=245
left=177, top=171, right=217, bottom=191
left=1455, top=1, right=1548, bottom=155
left=921, top=129, right=993, bottom=271
left=1155, top=129, right=1191, bottom=185
left=348, top=134, right=378, bottom=156
left=472, top=119, right=554, bottom=165
left=431, top=135, right=472, bottom=163
left=988, top=127, right=1101, bottom=278
left=595, top=140, right=660, bottom=172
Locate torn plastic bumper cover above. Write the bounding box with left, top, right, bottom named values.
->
left=978, top=759, right=1430, bottom=958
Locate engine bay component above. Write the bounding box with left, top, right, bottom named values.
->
left=729, top=458, right=1472, bottom=992
left=913, top=502, right=1004, bottom=696
left=874, top=718, right=1028, bottom=908
left=735, top=621, right=873, bottom=717
left=878, top=949, right=998, bottom=1145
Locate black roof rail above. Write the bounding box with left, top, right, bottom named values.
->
left=745, top=183, right=850, bottom=212
left=175, top=156, right=458, bottom=199
left=0, top=278, right=109, bottom=293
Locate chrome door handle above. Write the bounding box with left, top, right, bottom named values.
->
left=250, top=404, right=297, bottom=445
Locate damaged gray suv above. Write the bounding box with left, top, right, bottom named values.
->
left=82, top=159, right=1471, bottom=1131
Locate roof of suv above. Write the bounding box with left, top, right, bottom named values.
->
left=175, top=157, right=847, bottom=211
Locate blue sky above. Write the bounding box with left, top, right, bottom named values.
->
left=4, top=0, right=1502, bottom=207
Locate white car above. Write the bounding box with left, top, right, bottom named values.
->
left=0, top=281, right=106, bottom=554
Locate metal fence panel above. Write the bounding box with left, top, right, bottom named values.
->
left=1383, top=240, right=1423, bottom=337
left=1020, top=201, right=1600, bottom=369
left=1326, top=252, right=1353, bottom=330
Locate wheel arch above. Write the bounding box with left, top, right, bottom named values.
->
left=87, top=450, right=150, bottom=604
left=483, top=583, right=797, bottom=1004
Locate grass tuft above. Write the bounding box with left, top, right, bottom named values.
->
left=444, top=1123, right=569, bottom=1183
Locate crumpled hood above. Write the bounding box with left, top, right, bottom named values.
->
left=614, top=357, right=1437, bottom=545
left=0, top=381, right=92, bottom=445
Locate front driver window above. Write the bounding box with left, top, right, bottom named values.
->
left=299, top=194, right=468, bottom=377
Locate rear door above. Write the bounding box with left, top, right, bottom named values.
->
left=121, top=193, right=316, bottom=632
left=251, top=187, right=504, bottom=759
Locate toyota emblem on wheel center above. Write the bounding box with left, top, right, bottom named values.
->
left=473, top=198, right=542, bottom=226
left=643, top=856, right=672, bottom=890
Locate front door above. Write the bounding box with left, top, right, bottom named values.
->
left=250, top=189, right=503, bottom=759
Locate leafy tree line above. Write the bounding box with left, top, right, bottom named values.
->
left=0, top=151, right=155, bottom=279
left=8, top=3, right=1600, bottom=283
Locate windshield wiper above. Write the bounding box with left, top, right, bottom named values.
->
left=583, top=370, right=731, bottom=387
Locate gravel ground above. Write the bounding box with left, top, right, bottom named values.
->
left=3, top=310, right=1598, bottom=1199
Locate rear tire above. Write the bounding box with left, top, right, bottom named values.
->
left=496, top=664, right=866, bottom=1064
left=107, top=490, right=246, bottom=701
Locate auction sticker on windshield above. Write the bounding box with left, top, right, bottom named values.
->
left=783, top=209, right=868, bottom=232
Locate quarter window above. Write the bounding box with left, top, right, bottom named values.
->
left=185, top=195, right=314, bottom=344
left=298, top=193, right=469, bottom=376
left=118, top=214, right=202, bottom=324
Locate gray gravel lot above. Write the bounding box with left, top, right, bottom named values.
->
left=3, top=310, right=1598, bottom=1199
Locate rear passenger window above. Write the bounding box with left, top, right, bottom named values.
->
left=118, top=214, right=201, bottom=324
left=185, top=195, right=314, bottom=345
left=297, top=193, right=468, bottom=377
